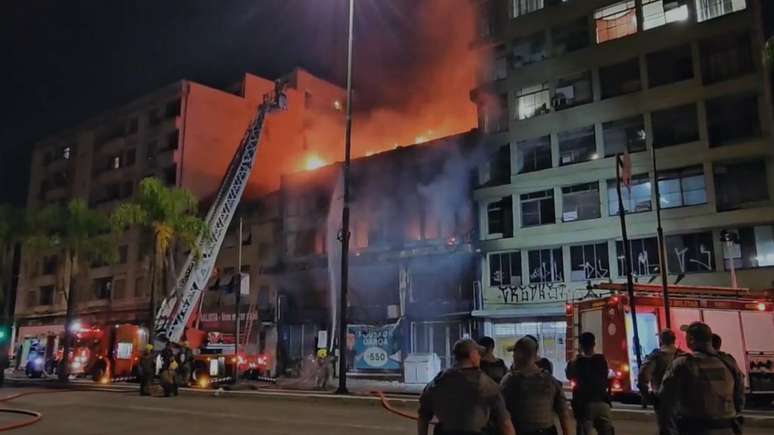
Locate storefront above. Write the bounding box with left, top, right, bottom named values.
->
left=487, top=319, right=568, bottom=382
left=14, top=323, right=65, bottom=370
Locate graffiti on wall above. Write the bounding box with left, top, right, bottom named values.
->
left=497, top=282, right=568, bottom=304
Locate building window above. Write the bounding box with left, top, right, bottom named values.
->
left=516, top=84, right=551, bottom=120
left=521, top=189, right=555, bottom=227
left=552, top=16, right=590, bottom=56
left=118, top=245, right=128, bottom=264
left=651, top=103, right=699, bottom=148
left=714, top=160, right=769, bottom=211
left=658, top=165, right=706, bottom=209
left=608, top=175, right=652, bottom=215
left=600, top=58, right=641, bottom=99
left=487, top=197, right=514, bottom=238
left=126, top=148, right=136, bottom=166
left=513, top=0, right=544, bottom=18
left=700, top=33, right=754, bottom=84
left=94, top=277, right=112, bottom=300
left=722, top=225, right=774, bottom=269
left=528, top=247, right=564, bottom=283
left=562, top=182, right=600, bottom=222
left=594, top=1, right=638, bottom=43
left=695, top=0, right=747, bottom=23
left=148, top=108, right=161, bottom=126
left=165, top=98, right=181, bottom=117
left=706, top=94, right=760, bottom=147
left=134, top=276, right=146, bottom=298
left=164, top=165, right=177, bottom=186
left=62, top=146, right=71, bottom=160
left=558, top=125, right=596, bottom=166
left=113, top=278, right=126, bottom=300
left=480, top=95, right=508, bottom=133
left=647, top=44, right=693, bottom=87
left=603, top=115, right=646, bottom=156
left=553, top=71, right=593, bottom=110
left=666, top=232, right=715, bottom=273
left=510, top=31, right=548, bottom=68
left=112, top=155, right=121, bottom=170
left=127, top=117, right=138, bottom=135
left=494, top=56, right=508, bottom=81
left=642, top=0, right=690, bottom=30
left=479, top=145, right=511, bottom=187
left=166, top=130, right=179, bottom=150
left=616, top=237, right=660, bottom=276
left=42, top=256, right=57, bottom=275
left=489, top=251, right=522, bottom=286
left=516, top=136, right=552, bottom=174
left=38, top=286, right=54, bottom=306
left=570, top=243, right=610, bottom=280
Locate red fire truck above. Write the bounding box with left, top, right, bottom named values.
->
left=567, top=283, right=774, bottom=402
left=69, top=323, right=148, bottom=381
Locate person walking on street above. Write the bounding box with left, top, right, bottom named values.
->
left=639, top=329, right=686, bottom=434
left=477, top=336, right=508, bottom=384
left=139, top=344, right=155, bottom=396
left=566, top=332, right=614, bottom=435
left=417, top=339, right=515, bottom=435
left=501, top=337, right=573, bottom=435
left=659, top=322, right=745, bottom=435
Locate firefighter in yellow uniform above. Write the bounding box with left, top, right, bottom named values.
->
left=658, top=322, right=744, bottom=435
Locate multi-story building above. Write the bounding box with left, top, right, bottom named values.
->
left=277, top=132, right=480, bottom=376
left=14, top=69, right=344, bottom=366
left=471, top=0, right=774, bottom=377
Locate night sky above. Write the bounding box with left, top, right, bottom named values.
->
left=1, top=0, right=462, bottom=205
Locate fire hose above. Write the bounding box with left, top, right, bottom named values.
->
left=370, top=390, right=441, bottom=427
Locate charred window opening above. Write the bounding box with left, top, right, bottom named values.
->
left=666, top=232, right=715, bottom=273
left=558, top=125, right=596, bottom=166
left=148, top=108, right=161, bottom=126
left=658, top=165, right=706, bottom=209
left=510, top=31, right=548, bottom=69
left=553, top=71, right=593, bottom=111
left=516, top=135, right=552, bottom=174
left=528, top=247, right=563, bottom=283
left=489, top=251, right=522, bottom=286
left=561, top=182, right=600, bottom=222
left=600, top=58, right=641, bottom=99
left=700, top=33, right=754, bottom=84
left=479, top=144, right=511, bottom=187
left=647, top=44, right=693, bottom=87
left=165, top=98, right=181, bottom=118
left=487, top=196, right=513, bottom=238
left=570, top=243, right=610, bottom=281
left=603, top=115, right=646, bottom=156
left=652, top=103, right=699, bottom=148
left=706, top=94, right=760, bottom=147
left=552, top=16, right=590, bottom=56
left=714, top=160, right=768, bottom=211
left=479, top=94, right=508, bottom=133
left=616, top=237, right=659, bottom=276
left=520, top=189, right=555, bottom=227
left=608, top=174, right=652, bottom=215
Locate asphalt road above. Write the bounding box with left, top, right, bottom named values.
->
left=0, top=388, right=771, bottom=435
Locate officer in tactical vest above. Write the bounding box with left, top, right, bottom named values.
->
left=477, top=336, right=508, bottom=384
left=418, top=339, right=515, bottom=435
left=501, top=337, right=573, bottom=435
left=659, top=322, right=745, bottom=435
left=639, top=329, right=687, bottom=434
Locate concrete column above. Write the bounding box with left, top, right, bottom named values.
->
left=550, top=132, right=560, bottom=169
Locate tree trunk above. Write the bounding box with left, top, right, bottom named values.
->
left=58, top=251, right=75, bottom=382
left=148, top=249, right=157, bottom=344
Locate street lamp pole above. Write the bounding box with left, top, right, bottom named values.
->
left=336, top=0, right=355, bottom=395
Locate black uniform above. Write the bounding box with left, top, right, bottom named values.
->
left=138, top=350, right=155, bottom=396
left=566, top=354, right=614, bottom=435
left=501, top=366, right=568, bottom=435
left=160, top=347, right=178, bottom=397
left=480, top=357, right=508, bottom=384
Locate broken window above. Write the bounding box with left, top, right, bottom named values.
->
left=607, top=174, right=651, bottom=216
left=658, top=165, right=706, bottom=208
left=642, top=0, right=690, bottom=30
left=510, top=31, right=548, bottom=69
left=714, top=160, right=768, bottom=211
left=666, top=232, right=715, bottom=273
left=616, top=237, right=659, bottom=276
left=479, top=144, right=511, bottom=186
left=516, top=135, right=552, bottom=174
left=651, top=103, right=699, bottom=148
left=38, top=286, right=54, bottom=306
left=695, top=0, right=746, bottom=23
left=570, top=243, right=610, bottom=280
left=552, top=16, right=590, bottom=56
left=722, top=225, right=774, bottom=269
left=516, top=84, right=551, bottom=120
left=553, top=71, right=593, bottom=110
left=513, top=0, right=544, bottom=18
left=528, top=247, right=563, bottom=283
left=603, top=115, right=646, bottom=156
left=647, top=44, right=693, bottom=87
left=600, top=58, right=641, bottom=99
left=594, top=1, right=638, bottom=43
left=562, top=182, right=601, bottom=222
left=521, top=189, right=555, bottom=227
left=700, top=33, right=754, bottom=85
left=706, top=94, right=760, bottom=147
left=489, top=251, right=522, bottom=286
left=558, top=125, right=596, bottom=166
left=487, top=196, right=513, bottom=238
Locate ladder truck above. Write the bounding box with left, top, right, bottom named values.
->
left=152, top=84, right=287, bottom=385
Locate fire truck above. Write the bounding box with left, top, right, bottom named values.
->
left=69, top=323, right=148, bottom=381
left=567, top=282, right=774, bottom=402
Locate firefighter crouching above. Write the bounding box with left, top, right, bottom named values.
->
left=658, top=322, right=745, bottom=435
left=139, top=344, right=156, bottom=396
left=417, top=339, right=515, bottom=435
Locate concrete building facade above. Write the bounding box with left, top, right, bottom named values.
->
left=471, top=0, right=774, bottom=376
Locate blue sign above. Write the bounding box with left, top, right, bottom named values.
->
left=349, top=323, right=401, bottom=372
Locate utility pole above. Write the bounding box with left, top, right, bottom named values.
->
left=616, top=154, right=643, bottom=372
left=337, top=0, right=355, bottom=395
left=650, top=145, right=671, bottom=328
left=234, top=216, right=242, bottom=384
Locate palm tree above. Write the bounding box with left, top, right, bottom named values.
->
left=26, top=199, right=117, bottom=381
left=111, top=177, right=206, bottom=343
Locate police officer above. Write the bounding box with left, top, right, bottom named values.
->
left=139, top=344, right=155, bottom=396
left=418, top=339, right=515, bottom=435
left=639, top=329, right=686, bottom=434
left=501, top=337, right=573, bottom=435
left=477, top=336, right=507, bottom=384
left=659, top=322, right=745, bottom=435
left=566, top=332, right=615, bottom=435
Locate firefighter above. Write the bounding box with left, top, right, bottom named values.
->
left=160, top=344, right=179, bottom=397
left=315, top=348, right=331, bottom=390
left=565, top=332, right=614, bottom=435
left=501, top=337, right=573, bottom=435
left=639, top=329, right=687, bottom=435
left=139, top=344, right=155, bottom=396
left=417, top=339, right=515, bottom=435
left=659, top=322, right=744, bottom=435
left=477, top=336, right=507, bottom=383
left=177, top=341, right=194, bottom=387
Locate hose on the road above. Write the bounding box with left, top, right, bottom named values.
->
left=371, top=390, right=439, bottom=426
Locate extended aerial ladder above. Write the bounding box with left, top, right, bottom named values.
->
left=154, top=84, right=287, bottom=345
